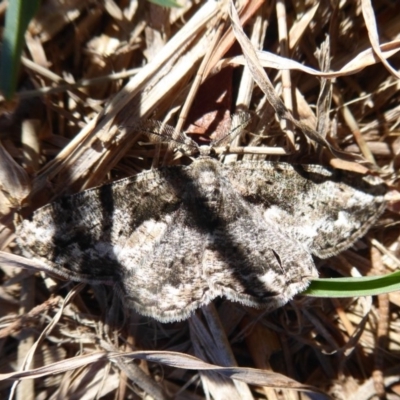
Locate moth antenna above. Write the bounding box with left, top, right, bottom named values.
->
left=211, top=111, right=252, bottom=149
left=128, top=120, right=200, bottom=156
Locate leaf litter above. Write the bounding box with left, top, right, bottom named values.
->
left=0, top=0, right=400, bottom=399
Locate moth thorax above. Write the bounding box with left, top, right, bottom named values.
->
left=200, top=170, right=222, bottom=203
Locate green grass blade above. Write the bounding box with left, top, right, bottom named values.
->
left=0, top=0, right=40, bottom=99
left=303, top=271, right=400, bottom=297
left=147, top=0, right=182, bottom=8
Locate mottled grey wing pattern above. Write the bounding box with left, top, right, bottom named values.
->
left=17, top=158, right=321, bottom=322
left=16, top=156, right=386, bottom=322
left=117, top=158, right=317, bottom=321
left=17, top=169, right=182, bottom=283
left=222, top=161, right=387, bottom=258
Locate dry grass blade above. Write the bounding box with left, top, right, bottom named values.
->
left=30, top=1, right=220, bottom=199
left=228, top=0, right=366, bottom=167
left=0, top=349, right=328, bottom=396
left=0, top=352, right=110, bottom=380
left=288, top=3, right=319, bottom=50
left=0, top=296, right=60, bottom=340
left=361, top=0, right=400, bottom=79
left=216, top=40, right=400, bottom=79
left=189, top=307, right=253, bottom=400
left=0, top=142, right=31, bottom=213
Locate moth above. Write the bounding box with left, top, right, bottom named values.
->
left=16, top=120, right=387, bottom=322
